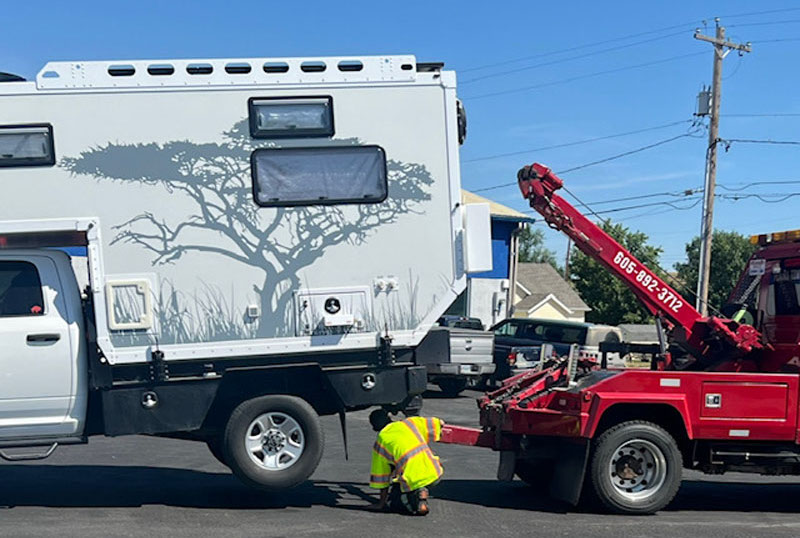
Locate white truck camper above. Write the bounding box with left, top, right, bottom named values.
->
left=0, top=55, right=490, bottom=489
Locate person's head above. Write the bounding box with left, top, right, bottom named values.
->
left=369, top=409, right=392, bottom=432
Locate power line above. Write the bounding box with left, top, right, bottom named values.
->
left=720, top=6, right=800, bottom=19
left=458, top=20, right=705, bottom=74
left=717, top=179, right=800, bottom=192
left=728, top=18, right=800, bottom=28
left=459, top=6, right=800, bottom=75
left=464, top=51, right=706, bottom=100
left=558, top=132, right=702, bottom=175
left=749, top=38, right=800, bottom=44
left=722, top=137, right=800, bottom=146
left=724, top=112, right=800, bottom=117
left=719, top=192, right=800, bottom=203
left=463, top=119, right=692, bottom=163
left=460, top=31, right=689, bottom=85
left=470, top=130, right=701, bottom=193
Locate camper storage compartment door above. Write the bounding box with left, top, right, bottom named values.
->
left=295, top=286, right=372, bottom=336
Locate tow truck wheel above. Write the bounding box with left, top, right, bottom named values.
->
left=223, top=395, right=324, bottom=490
left=589, top=420, right=682, bottom=514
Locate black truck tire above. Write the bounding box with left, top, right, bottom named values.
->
left=223, top=395, right=324, bottom=490
left=437, top=378, right=468, bottom=397
left=588, top=420, right=682, bottom=515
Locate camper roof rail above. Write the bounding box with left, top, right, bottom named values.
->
left=35, top=55, right=421, bottom=91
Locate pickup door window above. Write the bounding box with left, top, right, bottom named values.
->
left=0, top=261, right=45, bottom=316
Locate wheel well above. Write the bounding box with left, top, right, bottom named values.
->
left=594, top=403, right=689, bottom=453
left=200, top=366, right=342, bottom=435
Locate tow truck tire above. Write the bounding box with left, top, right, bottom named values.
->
left=223, top=395, right=324, bottom=491
left=437, top=378, right=468, bottom=397
left=589, top=420, right=682, bottom=515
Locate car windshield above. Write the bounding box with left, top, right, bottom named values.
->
left=494, top=320, right=588, bottom=344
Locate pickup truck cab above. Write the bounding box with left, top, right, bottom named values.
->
left=0, top=250, right=88, bottom=440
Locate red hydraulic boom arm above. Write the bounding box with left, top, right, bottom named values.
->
left=517, top=163, right=763, bottom=368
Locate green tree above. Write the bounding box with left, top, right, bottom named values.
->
left=674, top=230, right=757, bottom=312
left=569, top=221, right=663, bottom=325
left=518, top=226, right=559, bottom=270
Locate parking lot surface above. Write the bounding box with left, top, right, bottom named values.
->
left=1, top=388, right=800, bottom=537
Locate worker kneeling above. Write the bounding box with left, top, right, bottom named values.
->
left=368, top=409, right=444, bottom=516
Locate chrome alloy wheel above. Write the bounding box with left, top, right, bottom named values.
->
left=245, top=412, right=305, bottom=471
left=607, top=438, right=667, bottom=501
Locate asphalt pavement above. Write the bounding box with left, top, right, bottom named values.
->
left=1, top=388, right=800, bottom=537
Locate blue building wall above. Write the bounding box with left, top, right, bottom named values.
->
left=471, top=219, right=519, bottom=279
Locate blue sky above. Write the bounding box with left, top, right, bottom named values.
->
left=3, top=0, right=799, bottom=269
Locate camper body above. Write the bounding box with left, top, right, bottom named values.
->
left=0, top=55, right=488, bottom=488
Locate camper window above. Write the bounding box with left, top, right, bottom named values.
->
left=251, top=145, right=387, bottom=207
left=0, top=261, right=45, bottom=317
left=248, top=96, right=334, bottom=138
left=0, top=125, right=55, bottom=168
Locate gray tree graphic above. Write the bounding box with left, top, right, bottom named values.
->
left=62, top=121, right=432, bottom=340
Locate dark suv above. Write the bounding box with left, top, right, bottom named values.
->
left=489, top=318, right=622, bottom=381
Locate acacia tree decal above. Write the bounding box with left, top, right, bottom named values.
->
left=62, top=121, right=432, bottom=339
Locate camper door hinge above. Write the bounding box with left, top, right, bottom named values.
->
left=150, top=350, right=169, bottom=382
left=378, top=335, right=396, bottom=366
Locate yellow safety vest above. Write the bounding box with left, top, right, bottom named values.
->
left=369, top=416, right=444, bottom=492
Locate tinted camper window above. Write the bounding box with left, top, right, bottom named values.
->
left=0, top=125, right=55, bottom=168
left=251, top=146, right=387, bottom=207
left=249, top=97, right=334, bottom=138
left=0, top=261, right=44, bottom=317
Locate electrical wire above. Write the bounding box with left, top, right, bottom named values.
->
left=470, top=129, right=702, bottom=193
left=458, top=20, right=706, bottom=74
left=728, top=18, right=800, bottom=28
left=749, top=38, right=800, bottom=43
left=458, top=6, right=800, bottom=75
left=463, top=51, right=706, bottom=100
left=557, top=132, right=703, bottom=175
left=722, top=137, right=800, bottom=146
left=460, top=31, right=689, bottom=85
left=717, top=180, right=800, bottom=192
left=463, top=119, right=692, bottom=163
left=724, top=113, right=800, bottom=117
left=720, top=6, right=800, bottom=19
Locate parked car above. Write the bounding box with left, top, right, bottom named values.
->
left=416, top=316, right=495, bottom=396
left=489, top=318, right=623, bottom=381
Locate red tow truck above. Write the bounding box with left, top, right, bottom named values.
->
left=440, top=163, right=800, bottom=514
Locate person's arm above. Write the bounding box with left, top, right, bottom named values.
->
left=369, top=441, right=393, bottom=500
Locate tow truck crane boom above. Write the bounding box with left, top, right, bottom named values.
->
left=517, top=163, right=763, bottom=369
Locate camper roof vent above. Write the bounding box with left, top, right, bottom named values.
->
left=35, top=55, right=420, bottom=90
left=0, top=72, right=26, bottom=83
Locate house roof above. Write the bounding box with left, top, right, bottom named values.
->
left=461, top=190, right=535, bottom=223
left=515, top=263, right=590, bottom=313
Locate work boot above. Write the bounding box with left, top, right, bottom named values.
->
left=416, top=488, right=429, bottom=516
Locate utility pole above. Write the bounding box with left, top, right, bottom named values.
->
left=693, top=19, right=751, bottom=316
left=564, top=237, right=572, bottom=281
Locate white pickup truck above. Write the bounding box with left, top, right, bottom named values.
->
left=416, top=316, right=495, bottom=396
